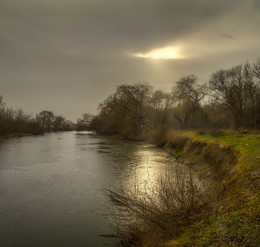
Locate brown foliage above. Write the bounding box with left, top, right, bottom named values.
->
left=103, top=168, right=211, bottom=246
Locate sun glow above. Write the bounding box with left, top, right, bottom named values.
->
left=134, top=46, right=181, bottom=59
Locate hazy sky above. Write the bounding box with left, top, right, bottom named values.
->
left=1, top=0, right=260, bottom=121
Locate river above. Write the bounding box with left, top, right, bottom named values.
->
left=0, top=131, right=179, bottom=247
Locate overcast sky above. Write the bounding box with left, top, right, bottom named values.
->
left=1, top=0, right=260, bottom=121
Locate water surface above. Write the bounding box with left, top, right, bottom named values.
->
left=0, top=132, right=178, bottom=247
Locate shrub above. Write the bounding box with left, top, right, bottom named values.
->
left=103, top=168, right=211, bottom=246
left=150, top=126, right=188, bottom=149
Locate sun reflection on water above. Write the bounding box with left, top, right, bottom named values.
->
left=122, top=144, right=178, bottom=193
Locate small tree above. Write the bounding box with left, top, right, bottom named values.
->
left=253, top=58, right=260, bottom=128
left=92, top=83, right=153, bottom=139
left=53, top=115, right=66, bottom=131
left=76, top=113, right=94, bottom=131
left=36, top=110, right=55, bottom=131
left=172, top=75, right=208, bottom=129
left=149, top=90, right=174, bottom=128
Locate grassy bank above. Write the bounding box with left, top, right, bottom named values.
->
left=164, top=131, right=260, bottom=246
left=106, top=130, right=260, bottom=246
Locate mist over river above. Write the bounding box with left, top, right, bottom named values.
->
left=0, top=132, right=180, bottom=247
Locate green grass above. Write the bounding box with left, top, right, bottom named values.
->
left=184, top=131, right=260, bottom=173
left=183, top=131, right=260, bottom=155
left=164, top=131, right=260, bottom=246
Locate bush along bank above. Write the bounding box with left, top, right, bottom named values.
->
left=105, top=130, right=260, bottom=246
left=104, top=167, right=212, bottom=247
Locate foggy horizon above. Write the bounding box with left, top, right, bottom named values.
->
left=1, top=0, right=260, bottom=121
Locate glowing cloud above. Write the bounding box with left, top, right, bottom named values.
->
left=133, top=46, right=181, bottom=59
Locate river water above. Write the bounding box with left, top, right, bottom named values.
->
left=0, top=131, right=179, bottom=247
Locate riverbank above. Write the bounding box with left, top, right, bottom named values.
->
left=163, top=131, right=260, bottom=246
left=0, top=133, right=35, bottom=141
left=0, top=131, right=73, bottom=142
left=107, top=130, right=260, bottom=246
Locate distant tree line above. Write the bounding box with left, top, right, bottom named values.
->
left=0, top=97, right=74, bottom=136
left=36, top=110, right=74, bottom=132
left=77, top=58, right=260, bottom=139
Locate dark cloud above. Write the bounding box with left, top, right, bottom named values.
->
left=221, top=33, right=235, bottom=39
left=0, top=0, right=259, bottom=121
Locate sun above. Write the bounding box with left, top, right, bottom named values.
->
left=133, top=46, right=181, bottom=60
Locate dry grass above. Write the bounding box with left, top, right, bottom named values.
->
left=103, top=168, right=212, bottom=246
left=150, top=126, right=188, bottom=150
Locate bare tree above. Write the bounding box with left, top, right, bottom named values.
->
left=209, top=63, right=259, bottom=129
left=116, top=83, right=153, bottom=138
left=0, top=96, right=44, bottom=135
left=0, top=96, right=5, bottom=111
left=253, top=58, right=260, bottom=128
left=93, top=83, right=153, bottom=139
left=172, top=75, right=207, bottom=129
left=36, top=110, right=55, bottom=131
left=53, top=115, right=66, bottom=131
left=149, top=90, right=174, bottom=127
left=76, top=113, right=94, bottom=131
left=253, top=58, right=260, bottom=78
